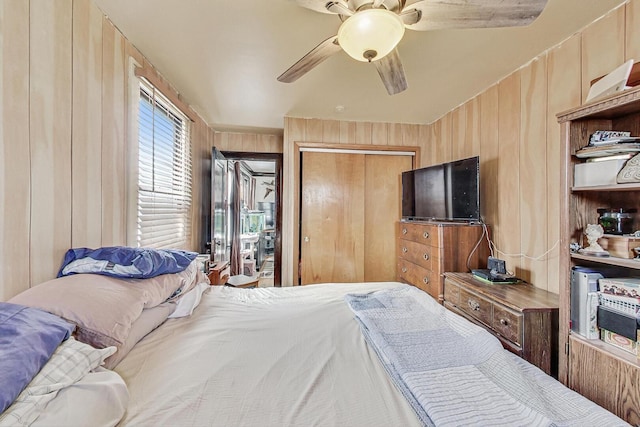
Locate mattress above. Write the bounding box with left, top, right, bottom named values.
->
left=115, top=282, right=421, bottom=426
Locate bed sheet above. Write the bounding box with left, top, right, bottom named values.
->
left=31, top=368, right=128, bottom=427
left=115, top=282, right=421, bottom=427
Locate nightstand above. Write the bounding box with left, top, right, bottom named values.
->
left=443, top=272, right=559, bottom=376
left=208, top=261, right=230, bottom=285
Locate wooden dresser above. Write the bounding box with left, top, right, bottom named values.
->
left=396, top=221, right=489, bottom=302
left=443, top=272, right=559, bottom=376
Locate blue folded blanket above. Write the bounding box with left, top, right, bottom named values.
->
left=0, top=302, right=74, bottom=413
left=58, top=246, right=198, bottom=279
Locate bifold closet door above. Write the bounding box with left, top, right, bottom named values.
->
left=364, top=154, right=412, bottom=281
left=300, top=151, right=365, bottom=285
left=300, top=151, right=412, bottom=285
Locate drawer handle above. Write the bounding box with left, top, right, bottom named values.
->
left=468, top=299, right=480, bottom=311
left=402, top=267, right=407, bottom=273
left=423, top=253, right=429, bottom=260
left=423, top=277, right=429, bottom=285
left=423, top=231, right=429, bottom=239
left=402, top=228, right=408, bottom=235
left=402, top=247, right=408, bottom=253
left=499, top=318, right=509, bottom=326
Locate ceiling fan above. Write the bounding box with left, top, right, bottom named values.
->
left=278, top=0, right=548, bottom=95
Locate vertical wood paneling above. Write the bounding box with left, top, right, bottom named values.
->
left=547, top=35, right=582, bottom=294
left=497, top=72, right=521, bottom=275
left=241, top=133, right=257, bottom=152
left=466, top=97, right=481, bottom=157
left=101, top=18, right=126, bottom=246
left=519, top=56, right=548, bottom=286
left=371, top=122, right=387, bottom=145
left=0, top=0, right=30, bottom=300
left=479, top=85, right=499, bottom=232
left=437, top=112, right=453, bottom=163
left=30, top=0, right=73, bottom=286
left=322, top=119, right=340, bottom=143
left=428, top=120, right=441, bottom=166
left=626, top=0, right=640, bottom=61
left=388, top=123, right=402, bottom=146
left=419, top=124, right=432, bottom=167
left=451, top=105, right=466, bottom=160
left=401, top=124, right=419, bottom=148
left=72, top=0, right=102, bottom=248
left=339, top=121, right=356, bottom=144
left=306, top=118, right=323, bottom=142
left=353, top=122, right=375, bottom=144
left=581, top=7, right=626, bottom=102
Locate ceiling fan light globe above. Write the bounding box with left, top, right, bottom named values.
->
left=337, top=9, right=405, bottom=62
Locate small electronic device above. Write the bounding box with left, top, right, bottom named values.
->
left=472, top=256, right=517, bottom=283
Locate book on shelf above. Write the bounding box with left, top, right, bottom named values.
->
left=576, top=142, right=640, bottom=159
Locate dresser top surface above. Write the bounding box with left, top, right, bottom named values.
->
left=444, top=272, right=559, bottom=310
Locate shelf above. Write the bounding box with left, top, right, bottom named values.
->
left=572, top=182, right=640, bottom=192
left=570, top=332, right=640, bottom=368
left=571, top=252, right=640, bottom=269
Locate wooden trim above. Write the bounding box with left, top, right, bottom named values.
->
left=134, top=66, right=198, bottom=122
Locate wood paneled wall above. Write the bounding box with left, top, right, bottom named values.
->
left=422, top=2, right=636, bottom=293
left=0, top=0, right=216, bottom=300
left=213, top=132, right=283, bottom=154
left=282, top=118, right=429, bottom=285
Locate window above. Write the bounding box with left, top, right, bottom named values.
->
left=135, top=79, right=192, bottom=249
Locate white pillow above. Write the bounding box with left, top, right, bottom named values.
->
left=0, top=338, right=115, bottom=427
left=169, top=282, right=210, bottom=318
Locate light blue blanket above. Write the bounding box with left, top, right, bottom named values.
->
left=345, top=285, right=628, bottom=427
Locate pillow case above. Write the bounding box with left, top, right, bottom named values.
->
left=58, top=246, right=198, bottom=279
left=9, top=262, right=198, bottom=350
left=103, top=302, right=176, bottom=370
left=0, top=338, right=116, bottom=427
left=0, top=303, right=75, bottom=414
left=169, top=281, right=210, bottom=319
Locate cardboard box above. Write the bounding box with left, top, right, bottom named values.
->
left=598, top=234, right=640, bottom=259
left=601, top=328, right=639, bottom=355
left=574, top=158, right=627, bottom=187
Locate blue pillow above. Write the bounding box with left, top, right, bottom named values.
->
left=57, top=246, right=198, bottom=279
left=0, top=302, right=75, bottom=413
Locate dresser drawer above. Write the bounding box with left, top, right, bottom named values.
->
left=397, top=258, right=437, bottom=299
left=398, top=222, right=440, bottom=247
left=443, top=281, right=460, bottom=305
left=492, top=305, right=522, bottom=346
left=398, top=239, right=433, bottom=270
left=458, top=288, right=493, bottom=327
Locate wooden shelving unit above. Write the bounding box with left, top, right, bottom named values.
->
left=558, top=86, right=640, bottom=424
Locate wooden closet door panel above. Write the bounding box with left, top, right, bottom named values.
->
left=364, top=154, right=412, bottom=281
left=300, top=151, right=365, bottom=284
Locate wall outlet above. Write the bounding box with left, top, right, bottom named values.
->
left=488, top=256, right=507, bottom=274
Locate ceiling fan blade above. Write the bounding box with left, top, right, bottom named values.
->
left=373, top=49, right=407, bottom=95
left=277, top=36, right=342, bottom=83
left=405, top=0, right=548, bottom=31
left=295, top=0, right=349, bottom=14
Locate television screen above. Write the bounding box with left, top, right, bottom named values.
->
left=402, top=156, right=480, bottom=222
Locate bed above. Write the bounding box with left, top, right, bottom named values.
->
left=0, top=247, right=630, bottom=426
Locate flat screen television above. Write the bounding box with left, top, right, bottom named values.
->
left=401, top=156, right=480, bottom=222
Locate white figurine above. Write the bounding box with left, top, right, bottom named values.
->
left=579, top=224, right=609, bottom=256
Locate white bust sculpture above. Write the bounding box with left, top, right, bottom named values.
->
left=579, top=224, right=609, bottom=256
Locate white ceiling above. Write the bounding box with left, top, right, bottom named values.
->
left=93, top=0, right=626, bottom=134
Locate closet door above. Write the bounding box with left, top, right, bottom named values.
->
left=300, top=151, right=365, bottom=284
left=300, top=150, right=413, bottom=285
left=364, top=154, right=413, bottom=281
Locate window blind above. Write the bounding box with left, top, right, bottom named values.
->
left=136, top=79, right=192, bottom=249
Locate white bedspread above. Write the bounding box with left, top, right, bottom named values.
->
left=115, top=282, right=421, bottom=427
